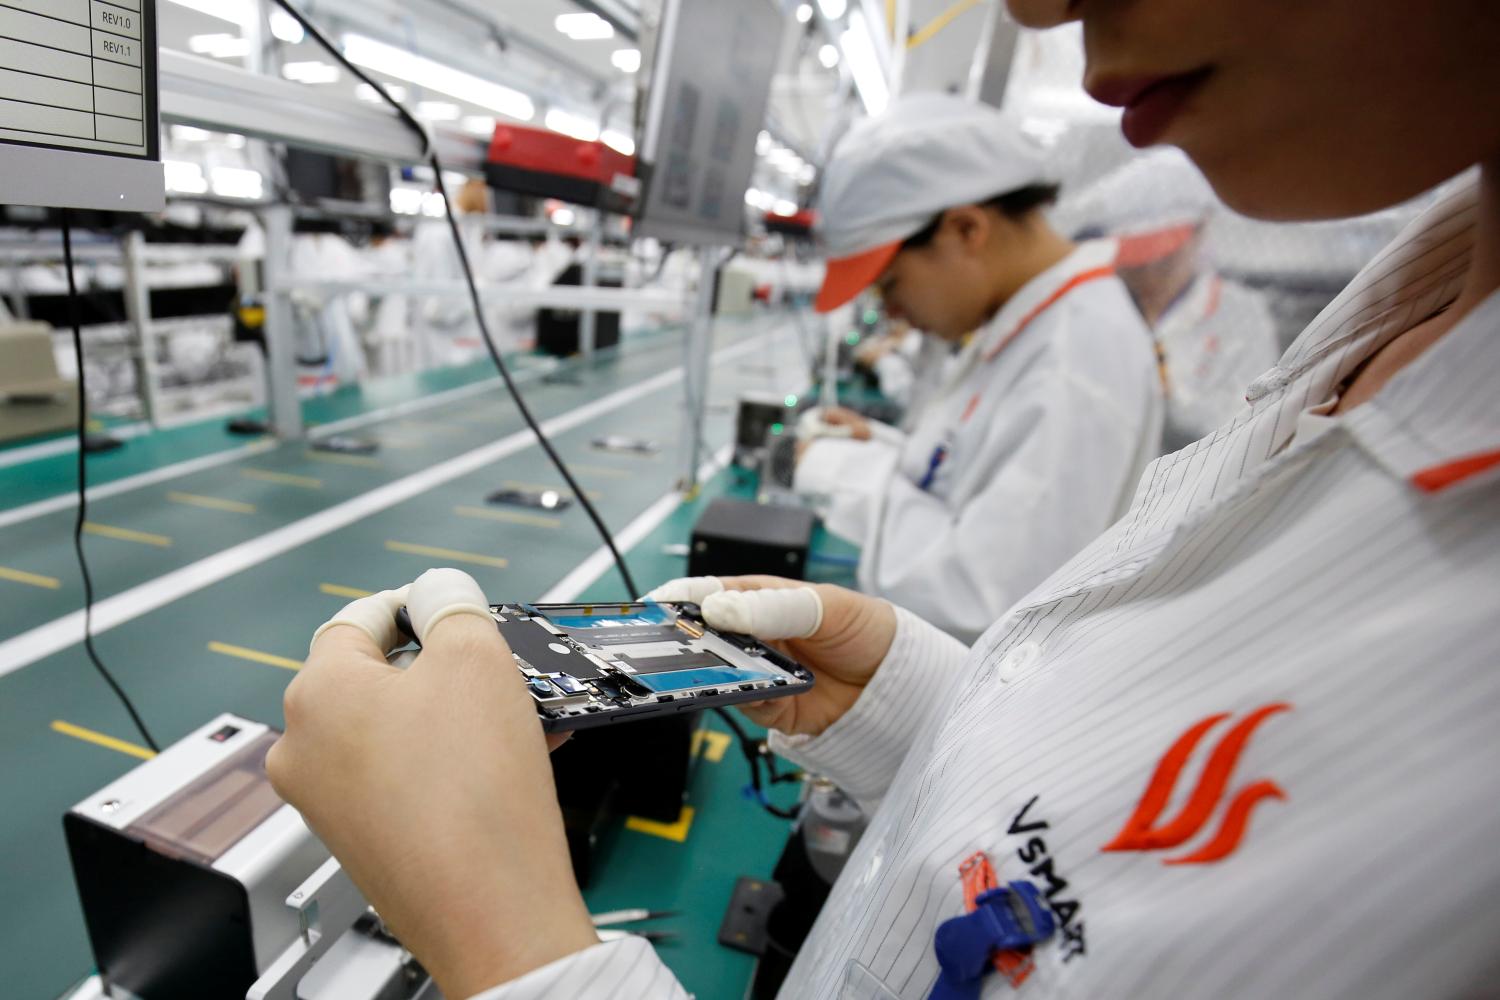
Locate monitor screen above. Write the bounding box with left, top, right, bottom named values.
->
left=0, top=0, right=164, bottom=211
left=635, top=0, right=784, bottom=246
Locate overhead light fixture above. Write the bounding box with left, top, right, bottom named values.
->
left=355, top=82, right=407, bottom=104
left=841, top=11, right=889, bottom=116
left=817, top=0, right=847, bottom=20
left=416, top=101, right=461, bottom=121
left=818, top=43, right=839, bottom=68
left=268, top=9, right=304, bottom=44
left=796, top=3, right=814, bottom=23
left=165, top=0, right=254, bottom=27
left=744, top=188, right=774, bottom=211
left=170, top=125, right=212, bottom=143
left=281, top=61, right=339, bottom=85
left=461, top=115, right=498, bottom=136
left=342, top=34, right=534, bottom=121
left=601, top=128, right=635, bottom=156
left=422, top=192, right=447, bottom=217
left=545, top=108, right=600, bottom=142
left=798, top=163, right=817, bottom=184
left=554, top=12, right=613, bottom=40
left=551, top=207, right=577, bottom=226
left=210, top=166, right=264, bottom=200
left=187, top=33, right=250, bottom=59
left=773, top=198, right=798, bottom=215
left=611, top=48, right=641, bottom=73
left=163, top=161, right=208, bottom=195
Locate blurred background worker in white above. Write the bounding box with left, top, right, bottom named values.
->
left=409, top=177, right=508, bottom=368
left=264, top=0, right=1500, bottom=996
left=1061, top=149, right=1281, bottom=450
left=796, top=93, right=1162, bottom=643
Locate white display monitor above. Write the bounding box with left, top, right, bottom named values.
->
left=635, top=0, right=785, bottom=246
left=0, top=0, right=164, bottom=212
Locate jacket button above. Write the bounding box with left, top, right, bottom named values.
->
left=995, top=642, right=1042, bottom=683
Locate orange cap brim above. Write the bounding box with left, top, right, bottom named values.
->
left=1114, top=223, right=1199, bottom=269
left=814, top=241, right=902, bottom=313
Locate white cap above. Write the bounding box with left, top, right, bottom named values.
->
left=1055, top=148, right=1216, bottom=239
left=813, top=93, right=1053, bottom=312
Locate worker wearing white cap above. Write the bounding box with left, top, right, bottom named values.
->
left=797, top=93, right=1163, bottom=643
left=1060, top=149, right=1282, bottom=450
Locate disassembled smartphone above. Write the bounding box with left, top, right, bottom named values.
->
left=397, top=601, right=813, bottom=732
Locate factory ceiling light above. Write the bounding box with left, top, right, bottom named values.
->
left=282, top=61, right=341, bottom=85
left=817, top=0, right=847, bottom=21
left=611, top=48, right=641, bottom=73
left=545, top=108, right=601, bottom=141
left=841, top=11, right=889, bottom=115
left=555, top=12, right=614, bottom=41
left=341, top=34, right=535, bottom=121
left=165, top=0, right=254, bottom=27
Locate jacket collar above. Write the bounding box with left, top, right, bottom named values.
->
left=1242, top=175, right=1499, bottom=490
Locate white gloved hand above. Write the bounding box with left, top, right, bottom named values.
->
left=405, top=567, right=493, bottom=643
left=311, top=585, right=411, bottom=653
left=647, top=576, right=824, bottom=640
left=797, top=407, right=856, bottom=441
left=644, top=576, right=726, bottom=604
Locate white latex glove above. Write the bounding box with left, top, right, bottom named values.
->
left=645, top=576, right=725, bottom=604
left=647, top=576, right=824, bottom=640
left=405, top=568, right=494, bottom=643
left=311, top=584, right=411, bottom=652
left=797, top=407, right=856, bottom=441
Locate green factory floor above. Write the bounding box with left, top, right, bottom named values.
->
left=0, top=312, right=853, bottom=1000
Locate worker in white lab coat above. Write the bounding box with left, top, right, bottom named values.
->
left=1060, top=149, right=1282, bottom=450
left=260, top=1, right=1500, bottom=997
left=796, top=94, right=1162, bottom=642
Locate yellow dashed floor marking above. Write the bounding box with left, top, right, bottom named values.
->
left=384, top=541, right=509, bottom=569
left=305, top=451, right=382, bottom=468
left=692, top=729, right=732, bottom=763
left=241, top=468, right=323, bottom=489
left=166, top=491, right=257, bottom=514
left=453, top=505, right=561, bottom=529
left=208, top=641, right=303, bottom=671
left=51, top=720, right=155, bottom=760
left=320, top=583, right=374, bottom=599
left=0, top=566, right=61, bottom=589
left=501, top=480, right=603, bottom=501
left=83, top=522, right=172, bottom=547
left=625, top=805, right=696, bottom=843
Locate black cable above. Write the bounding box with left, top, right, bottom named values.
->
left=713, top=706, right=801, bottom=820
left=62, top=214, right=160, bottom=753
left=269, top=0, right=638, bottom=597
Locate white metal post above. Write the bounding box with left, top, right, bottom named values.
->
left=678, top=245, right=718, bottom=493
left=120, top=230, right=163, bottom=427
left=578, top=211, right=603, bottom=358
left=261, top=205, right=304, bottom=440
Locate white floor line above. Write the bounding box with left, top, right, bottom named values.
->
left=304, top=356, right=560, bottom=440
left=539, top=444, right=733, bottom=602
left=0, top=440, right=280, bottom=531
left=0, top=334, right=774, bottom=679
left=0, top=337, right=658, bottom=531
left=0, top=421, right=151, bottom=470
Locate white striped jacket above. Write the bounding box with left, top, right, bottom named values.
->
left=477, top=177, right=1500, bottom=999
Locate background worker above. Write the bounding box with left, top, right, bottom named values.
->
left=795, top=92, right=1162, bottom=643
left=1061, top=149, right=1282, bottom=449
